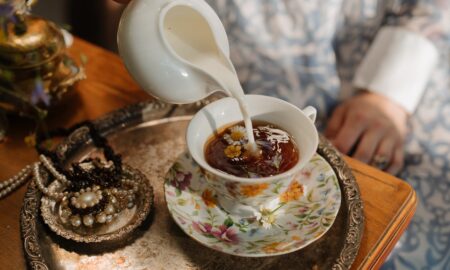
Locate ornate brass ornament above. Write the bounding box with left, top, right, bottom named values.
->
left=0, top=11, right=85, bottom=117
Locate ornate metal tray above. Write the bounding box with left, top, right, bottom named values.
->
left=20, top=100, right=364, bottom=269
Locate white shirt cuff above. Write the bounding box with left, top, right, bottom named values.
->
left=353, top=26, right=438, bottom=113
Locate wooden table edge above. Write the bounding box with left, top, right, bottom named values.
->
left=358, top=176, right=417, bottom=269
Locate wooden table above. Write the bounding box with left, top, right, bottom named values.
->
left=0, top=38, right=416, bottom=270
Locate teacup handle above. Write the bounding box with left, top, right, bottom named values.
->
left=302, top=106, right=317, bottom=123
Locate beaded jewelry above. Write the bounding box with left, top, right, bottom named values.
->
left=0, top=164, right=35, bottom=199
left=1, top=121, right=140, bottom=228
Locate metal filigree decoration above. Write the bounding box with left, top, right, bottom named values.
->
left=0, top=14, right=85, bottom=118
left=317, top=135, right=364, bottom=269
left=20, top=181, right=50, bottom=270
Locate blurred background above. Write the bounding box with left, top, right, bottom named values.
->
left=33, top=0, right=123, bottom=52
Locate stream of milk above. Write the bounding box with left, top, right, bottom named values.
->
left=193, top=57, right=257, bottom=151
left=163, top=6, right=257, bottom=151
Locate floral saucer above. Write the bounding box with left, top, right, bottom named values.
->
left=164, top=152, right=341, bottom=257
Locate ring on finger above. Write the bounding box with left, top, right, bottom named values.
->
left=371, top=154, right=389, bottom=170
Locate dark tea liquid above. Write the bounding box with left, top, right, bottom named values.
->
left=205, top=121, right=299, bottom=178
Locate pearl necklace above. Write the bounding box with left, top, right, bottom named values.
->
left=0, top=154, right=70, bottom=200
left=0, top=164, right=35, bottom=200
left=2, top=121, right=139, bottom=229
left=1, top=121, right=122, bottom=200
left=33, top=155, right=70, bottom=200
left=33, top=154, right=139, bottom=228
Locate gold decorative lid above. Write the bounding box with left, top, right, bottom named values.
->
left=0, top=15, right=65, bottom=69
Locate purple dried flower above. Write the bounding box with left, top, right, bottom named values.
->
left=0, top=3, right=14, bottom=18
left=31, top=77, right=50, bottom=106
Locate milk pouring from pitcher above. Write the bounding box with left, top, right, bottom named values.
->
left=118, top=0, right=258, bottom=147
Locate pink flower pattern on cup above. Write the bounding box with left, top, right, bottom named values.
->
left=192, top=222, right=239, bottom=245
left=164, top=152, right=341, bottom=256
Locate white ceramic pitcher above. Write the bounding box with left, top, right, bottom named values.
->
left=117, top=0, right=237, bottom=103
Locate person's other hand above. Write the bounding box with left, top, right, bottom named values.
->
left=325, top=91, right=408, bottom=175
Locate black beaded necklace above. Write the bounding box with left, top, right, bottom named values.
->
left=35, top=121, right=123, bottom=193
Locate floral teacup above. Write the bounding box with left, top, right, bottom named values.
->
left=186, top=95, right=318, bottom=217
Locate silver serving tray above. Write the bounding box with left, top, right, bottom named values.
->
left=21, top=100, right=364, bottom=269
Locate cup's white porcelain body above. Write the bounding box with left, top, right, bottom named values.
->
left=117, top=0, right=231, bottom=104
left=186, top=95, right=319, bottom=216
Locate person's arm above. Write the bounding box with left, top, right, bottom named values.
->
left=326, top=0, right=449, bottom=174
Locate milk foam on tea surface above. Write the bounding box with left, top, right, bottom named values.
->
left=163, top=6, right=258, bottom=152
left=205, top=121, right=299, bottom=178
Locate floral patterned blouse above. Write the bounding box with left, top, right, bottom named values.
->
left=205, top=0, right=450, bottom=269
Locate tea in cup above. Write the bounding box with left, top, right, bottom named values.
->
left=205, top=120, right=300, bottom=178
left=186, top=95, right=318, bottom=217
